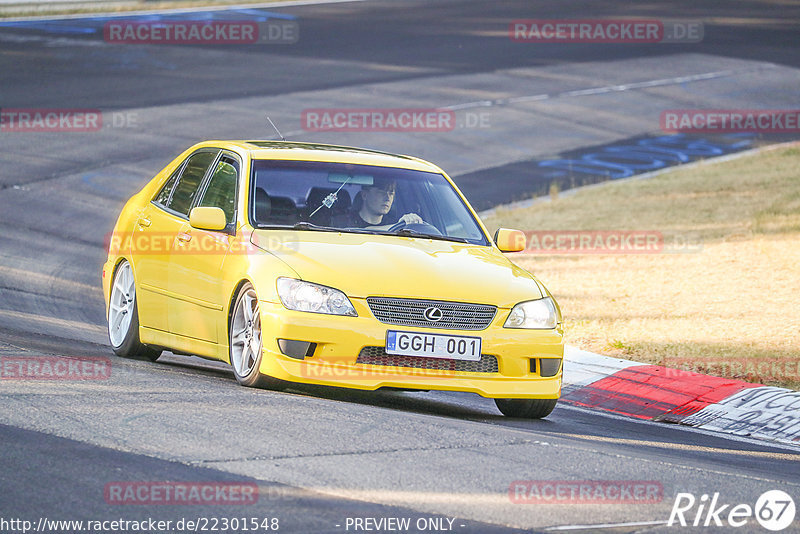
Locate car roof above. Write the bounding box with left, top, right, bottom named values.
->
left=198, top=140, right=443, bottom=173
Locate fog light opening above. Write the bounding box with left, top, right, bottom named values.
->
left=278, top=339, right=317, bottom=360
left=529, top=358, right=537, bottom=374
left=539, top=358, right=562, bottom=377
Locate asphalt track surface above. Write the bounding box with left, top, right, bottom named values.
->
left=1, top=1, right=800, bottom=532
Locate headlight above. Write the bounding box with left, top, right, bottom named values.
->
left=504, top=297, right=558, bottom=329
left=276, top=278, right=357, bottom=316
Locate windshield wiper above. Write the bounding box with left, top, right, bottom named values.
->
left=255, top=222, right=338, bottom=232
left=291, top=222, right=339, bottom=232
left=257, top=222, right=380, bottom=236
left=390, top=228, right=471, bottom=243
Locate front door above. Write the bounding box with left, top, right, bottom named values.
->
left=167, top=152, right=240, bottom=344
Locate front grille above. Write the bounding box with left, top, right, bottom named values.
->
left=366, top=297, right=496, bottom=330
left=357, top=346, right=499, bottom=373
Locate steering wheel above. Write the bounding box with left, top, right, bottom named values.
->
left=387, top=219, right=443, bottom=236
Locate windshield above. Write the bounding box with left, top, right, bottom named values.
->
left=249, top=160, right=489, bottom=245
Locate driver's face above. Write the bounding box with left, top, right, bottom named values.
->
left=363, top=184, right=396, bottom=216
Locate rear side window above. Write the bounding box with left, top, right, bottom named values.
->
left=153, top=166, right=181, bottom=206
left=198, top=156, right=239, bottom=225
left=165, top=151, right=218, bottom=216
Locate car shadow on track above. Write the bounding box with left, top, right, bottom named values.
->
left=153, top=351, right=540, bottom=422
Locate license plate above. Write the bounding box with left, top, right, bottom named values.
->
left=385, top=330, right=482, bottom=361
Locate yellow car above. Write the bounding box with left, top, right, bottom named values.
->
left=102, top=141, right=564, bottom=418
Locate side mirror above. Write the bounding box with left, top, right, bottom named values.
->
left=494, top=228, right=526, bottom=252
left=189, top=206, right=228, bottom=232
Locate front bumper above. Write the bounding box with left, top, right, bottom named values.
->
left=257, top=299, right=563, bottom=399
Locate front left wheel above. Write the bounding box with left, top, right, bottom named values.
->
left=107, top=260, right=161, bottom=361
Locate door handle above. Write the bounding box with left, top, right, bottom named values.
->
left=177, top=233, right=192, bottom=243
left=137, top=217, right=151, bottom=228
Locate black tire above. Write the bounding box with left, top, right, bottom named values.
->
left=229, top=282, right=284, bottom=389
left=495, top=398, right=558, bottom=419
left=108, top=261, right=161, bottom=362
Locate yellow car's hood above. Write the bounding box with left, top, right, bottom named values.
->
left=252, top=230, right=543, bottom=307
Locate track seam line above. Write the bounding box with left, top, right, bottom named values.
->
left=187, top=436, right=544, bottom=465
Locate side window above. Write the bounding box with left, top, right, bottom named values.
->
left=198, top=156, right=239, bottom=225
left=165, top=151, right=218, bottom=216
left=153, top=165, right=182, bottom=206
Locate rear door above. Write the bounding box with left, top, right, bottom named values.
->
left=136, top=149, right=219, bottom=332
left=132, top=166, right=180, bottom=331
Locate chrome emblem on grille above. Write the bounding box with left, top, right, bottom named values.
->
left=367, top=297, right=496, bottom=330
left=423, top=307, right=443, bottom=322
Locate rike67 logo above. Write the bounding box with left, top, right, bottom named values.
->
left=668, top=490, right=796, bottom=531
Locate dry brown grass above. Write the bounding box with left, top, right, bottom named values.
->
left=482, top=144, right=800, bottom=389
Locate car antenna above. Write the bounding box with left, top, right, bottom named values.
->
left=266, top=116, right=286, bottom=141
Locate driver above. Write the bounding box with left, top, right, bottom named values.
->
left=338, top=177, right=423, bottom=229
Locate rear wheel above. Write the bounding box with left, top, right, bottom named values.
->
left=495, top=398, right=557, bottom=419
left=107, top=260, right=161, bottom=361
left=229, top=283, right=283, bottom=389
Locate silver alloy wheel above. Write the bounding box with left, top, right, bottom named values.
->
left=230, top=287, right=262, bottom=378
left=108, top=261, right=135, bottom=348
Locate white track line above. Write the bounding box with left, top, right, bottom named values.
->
left=557, top=404, right=800, bottom=453
left=0, top=0, right=370, bottom=22
left=444, top=67, right=777, bottom=112
left=546, top=519, right=668, bottom=531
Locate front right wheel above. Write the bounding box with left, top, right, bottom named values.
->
left=495, top=398, right=557, bottom=419
left=229, top=282, right=283, bottom=389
